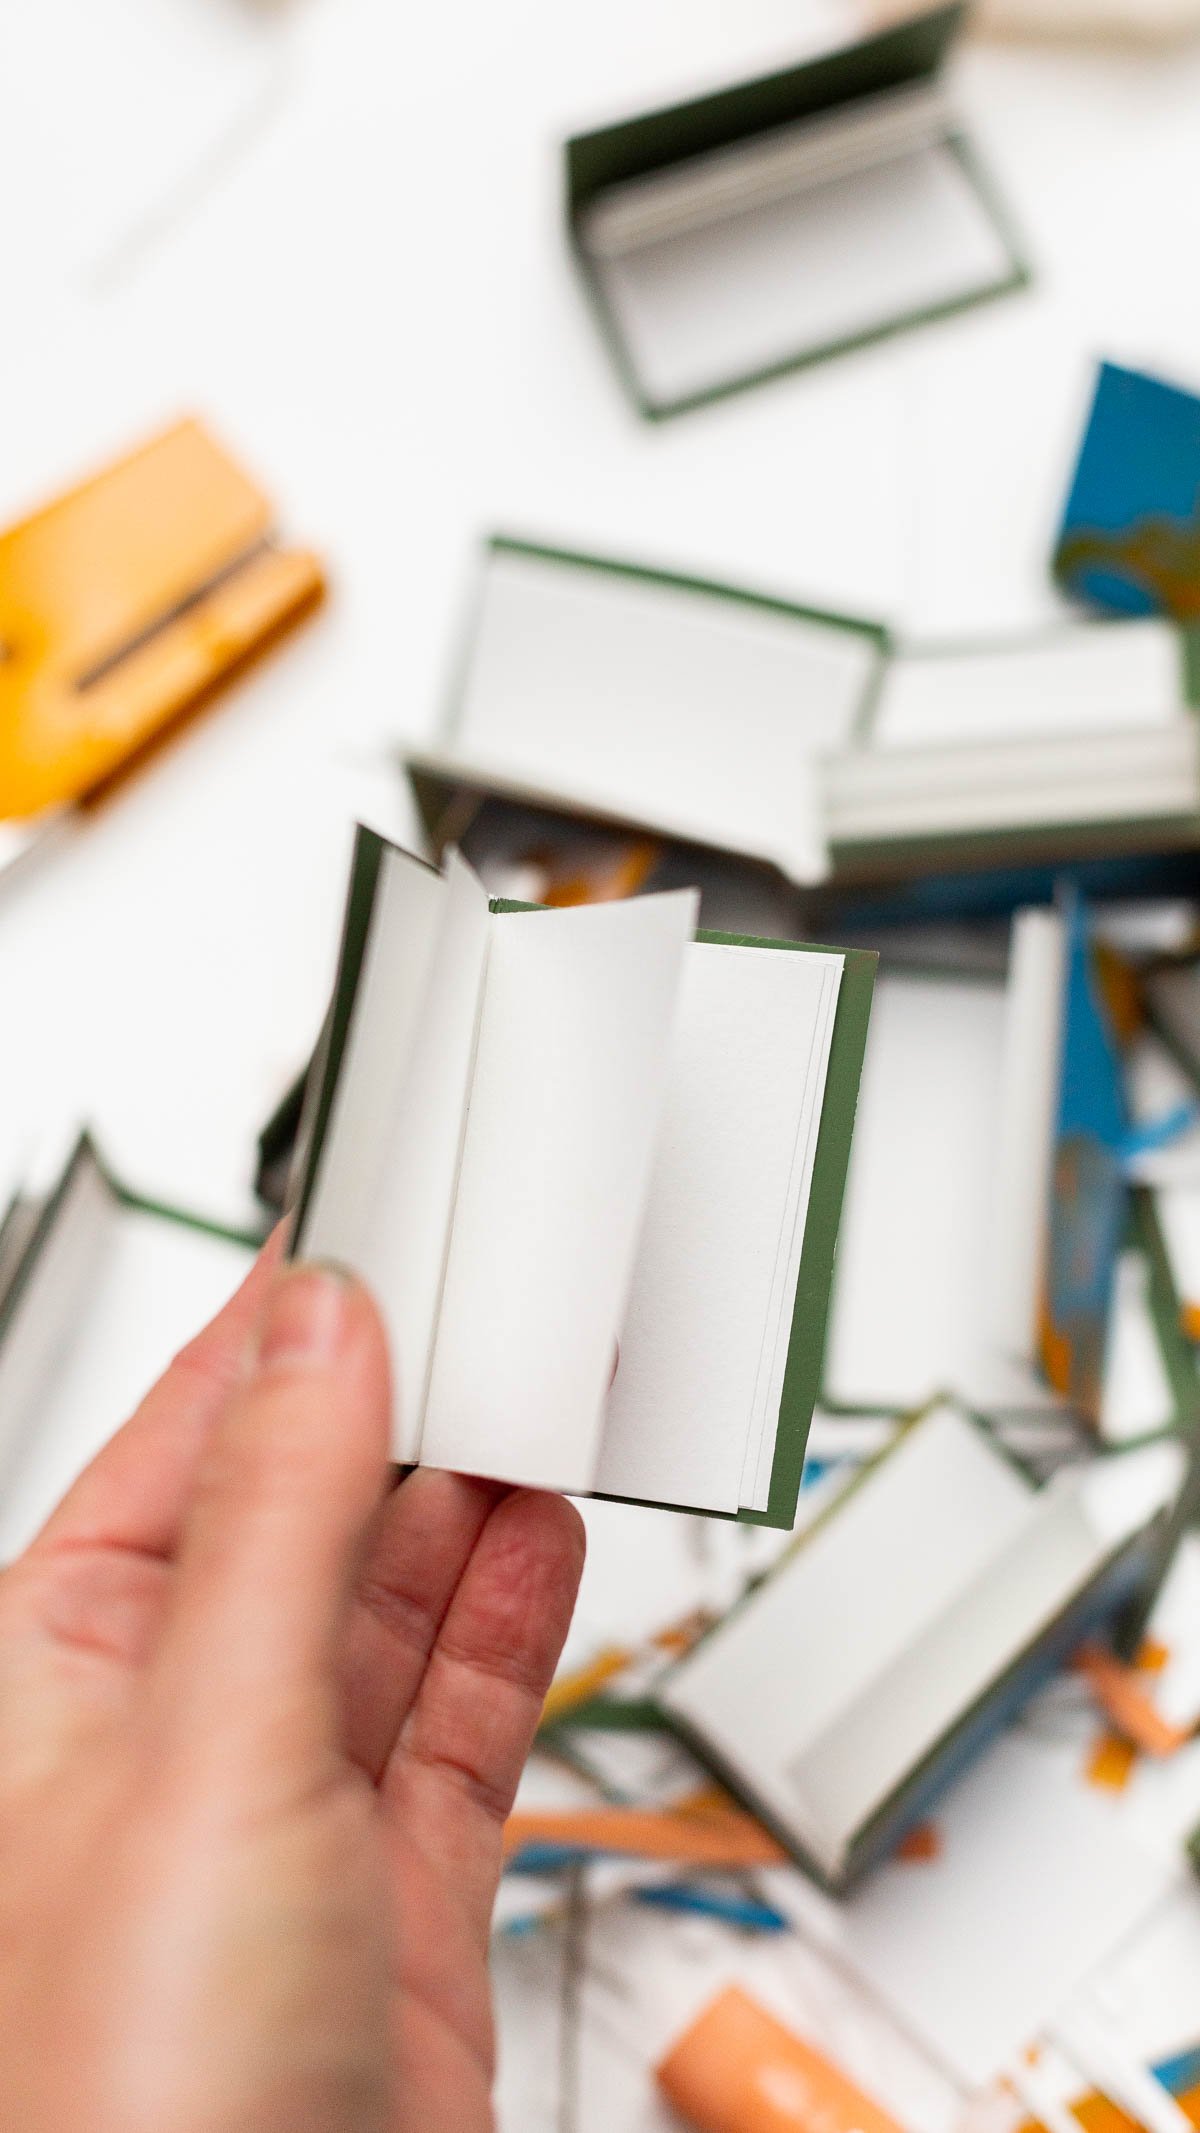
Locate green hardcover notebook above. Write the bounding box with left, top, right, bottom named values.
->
left=287, top=825, right=875, bottom=1526
left=564, top=2, right=1029, bottom=419
left=0, top=1131, right=255, bottom=1562
left=406, top=535, right=1200, bottom=894
left=658, top=1400, right=1183, bottom=1888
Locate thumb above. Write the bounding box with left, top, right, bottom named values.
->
left=155, top=1263, right=391, bottom=1752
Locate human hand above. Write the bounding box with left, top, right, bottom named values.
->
left=0, top=1242, right=584, bottom=2133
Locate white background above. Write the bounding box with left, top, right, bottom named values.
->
left=3, top=0, right=1200, bottom=1227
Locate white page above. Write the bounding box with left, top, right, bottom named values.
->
left=824, top=973, right=1060, bottom=1412
left=993, top=908, right=1067, bottom=1361
left=421, top=891, right=697, bottom=1492
left=299, top=848, right=491, bottom=1460
left=661, top=1408, right=1035, bottom=1867
left=454, top=548, right=866, bottom=882
left=592, top=139, right=1015, bottom=411
left=825, top=722, right=1200, bottom=842
left=0, top=1206, right=251, bottom=1562
left=874, top=623, right=1183, bottom=749
left=791, top=1488, right=1109, bottom=1857
left=769, top=1731, right=1176, bottom=2090
left=594, top=942, right=842, bottom=1514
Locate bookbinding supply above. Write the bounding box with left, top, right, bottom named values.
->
left=286, top=826, right=875, bottom=1524
left=658, top=1402, right=1183, bottom=1889
left=564, top=3, right=1028, bottom=418
left=0, top=418, right=324, bottom=880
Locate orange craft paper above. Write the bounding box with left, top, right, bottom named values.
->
left=502, top=1806, right=786, bottom=1868
left=658, top=1986, right=907, bottom=2133
left=0, top=417, right=323, bottom=819
left=1077, top=1642, right=1192, bottom=1758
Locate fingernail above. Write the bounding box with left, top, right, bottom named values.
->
left=256, top=1263, right=355, bottom=1371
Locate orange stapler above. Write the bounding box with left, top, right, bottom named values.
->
left=0, top=417, right=325, bottom=875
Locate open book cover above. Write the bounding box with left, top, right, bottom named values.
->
left=287, top=827, right=876, bottom=1526
left=0, top=1132, right=254, bottom=1562
left=405, top=536, right=1200, bottom=898
left=657, top=1402, right=1183, bottom=1889
left=564, top=3, right=1028, bottom=418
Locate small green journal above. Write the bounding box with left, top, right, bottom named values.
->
left=288, top=825, right=875, bottom=1526
left=564, top=2, right=1029, bottom=419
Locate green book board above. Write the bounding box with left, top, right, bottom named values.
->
left=564, top=3, right=1030, bottom=419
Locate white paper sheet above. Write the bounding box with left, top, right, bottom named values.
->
left=421, top=892, right=697, bottom=1492
left=769, top=1731, right=1177, bottom=2090
left=592, top=139, right=1015, bottom=410
left=595, top=942, right=842, bottom=1513
left=453, top=547, right=864, bottom=882
left=823, top=972, right=1059, bottom=1413
left=299, top=848, right=494, bottom=1458
left=992, top=908, right=1067, bottom=1362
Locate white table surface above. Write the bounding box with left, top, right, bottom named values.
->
left=3, top=0, right=1200, bottom=1228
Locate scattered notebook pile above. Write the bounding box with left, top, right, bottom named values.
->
left=7, top=14, right=1200, bottom=2133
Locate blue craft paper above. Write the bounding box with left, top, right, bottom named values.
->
left=1042, top=889, right=1130, bottom=1419
left=1055, top=361, right=1200, bottom=618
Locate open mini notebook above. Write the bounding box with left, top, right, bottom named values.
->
left=0, top=1135, right=252, bottom=1562
left=289, top=829, right=875, bottom=1523
left=659, top=1402, right=1184, bottom=1889
left=564, top=3, right=1027, bottom=417
left=406, top=538, right=1200, bottom=896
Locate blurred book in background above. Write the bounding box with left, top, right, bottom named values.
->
left=1055, top=364, right=1200, bottom=621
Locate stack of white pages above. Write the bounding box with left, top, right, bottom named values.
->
left=660, top=1402, right=1184, bottom=1888
left=289, top=829, right=875, bottom=1524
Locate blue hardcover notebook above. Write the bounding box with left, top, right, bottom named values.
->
left=1055, top=361, right=1200, bottom=621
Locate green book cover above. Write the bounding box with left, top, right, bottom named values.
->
left=564, top=2, right=1029, bottom=419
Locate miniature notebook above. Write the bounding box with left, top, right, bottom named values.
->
left=659, top=1402, right=1182, bottom=1889
left=564, top=4, right=1028, bottom=418
left=0, top=1133, right=253, bottom=1561
left=407, top=537, right=1200, bottom=895
left=1054, top=362, right=1200, bottom=621
left=0, top=419, right=324, bottom=881
left=288, top=827, right=875, bottom=1524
